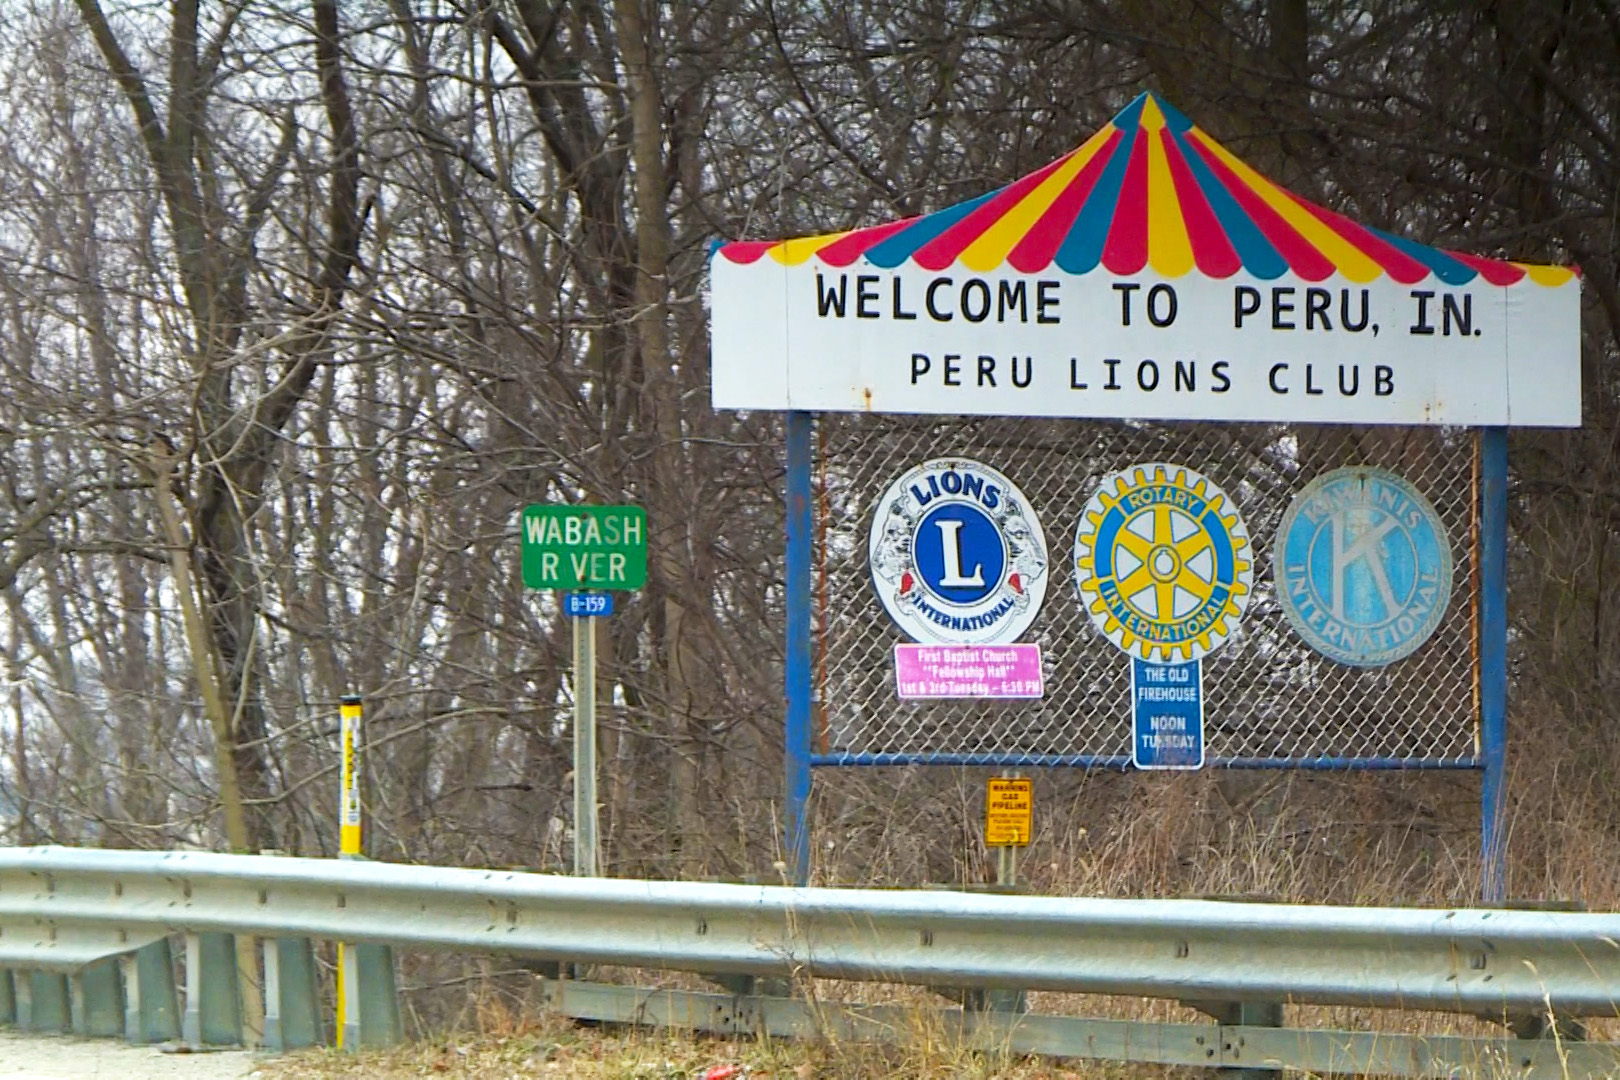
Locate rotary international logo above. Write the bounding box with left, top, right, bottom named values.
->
left=1275, top=467, right=1452, bottom=667
left=868, top=458, right=1048, bottom=645
left=1074, top=463, right=1252, bottom=663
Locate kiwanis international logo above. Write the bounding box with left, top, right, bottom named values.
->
left=868, top=459, right=1048, bottom=645
left=1276, top=467, right=1452, bottom=667
left=1074, top=463, right=1252, bottom=663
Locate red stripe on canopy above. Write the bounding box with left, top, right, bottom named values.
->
left=1184, top=136, right=1336, bottom=281
left=1006, top=129, right=1123, bottom=273
left=1100, top=132, right=1150, bottom=275
left=1161, top=130, right=1241, bottom=278
left=911, top=155, right=1074, bottom=271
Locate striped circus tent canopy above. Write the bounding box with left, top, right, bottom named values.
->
left=717, top=93, right=1573, bottom=288
left=709, top=93, right=1580, bottom=427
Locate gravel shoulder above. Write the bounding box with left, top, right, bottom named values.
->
left=0, top=1031, right=263, bottom=1079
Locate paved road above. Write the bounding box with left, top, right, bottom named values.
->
left=0, top=1032, right=262, bottom=1078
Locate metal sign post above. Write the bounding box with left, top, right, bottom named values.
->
left=564, top=593, right=612, bottom=876
left=571, top=604, right=599, bottom=878
left=784, top=413, right=813, bottom=887
left=996, top=835, right=1017, bottom=888
left=1480, top=427, right=1509, bottom=902
left=519, top=504, right=644, bottom=879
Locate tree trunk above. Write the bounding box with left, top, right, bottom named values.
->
left=613, top=0, right=706, bottom=876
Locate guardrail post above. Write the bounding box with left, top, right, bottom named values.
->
left=939, top=882, right=1028, bottom=1015
left=13, top=970, right=30, bottom=1028
left=72, top=957, right=125, bottom=1036
left=27, top=972, right=71, bottom=1033
left=339, top=941, right=403, bottom=1049
left=1215, top=1001, right=1283, bottom=1079
left=183, top=932, right=243, bottom=1046
left=963, top=985, right=1028, bottom=1015
left=122, top=938, right=180, bottom=1045
left=262, top=938, right=321, bottom=1051
left=0, top=969, right=14, bottom=1025
left=353, top=943, right=403, bottom=1048
left=68, top=971, right=83, bottom=1033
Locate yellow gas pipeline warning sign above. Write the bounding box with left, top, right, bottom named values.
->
left=985, top=777, right=1032, bottom=847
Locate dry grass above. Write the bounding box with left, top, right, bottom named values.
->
left=256, top=1011, right=1169, bottom=1080
left=259, top=970, right=1181, bottom=1079
left=258, top=719, right=1620, bottom=1077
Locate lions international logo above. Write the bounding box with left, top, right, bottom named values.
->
left=868, top=458, right=1047, bottom=645
left=1276, top=467, right=1452, bottom=667
left=1075, top=463, right=1252, bottom=663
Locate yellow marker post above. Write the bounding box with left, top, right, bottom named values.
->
left=336, top=695, right=361, bottom=1048
left=339, top=697, right=362, bottom=858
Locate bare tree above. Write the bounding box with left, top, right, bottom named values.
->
left=0, top=0, right=1613, bottom=935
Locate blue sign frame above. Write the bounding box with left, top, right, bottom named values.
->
left=782, top=414, right=1510, bottom=901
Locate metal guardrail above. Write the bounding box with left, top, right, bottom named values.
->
left=2, top=846, right=1619, bottom=1076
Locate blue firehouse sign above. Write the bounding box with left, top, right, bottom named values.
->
left=1276, top=467, right=1452, bottom=667
left=1131, top=658, right=1204, bottom=769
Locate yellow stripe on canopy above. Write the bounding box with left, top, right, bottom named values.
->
left=1190, top=132, right=1384, bottom=283
left=1518, top=263, right=1576, bottom=286
left=769, top=230, right=851, bottom=266
left=959, top=125, right=1115, bottom=272
left=1143, top=101, right=1194, bottom=278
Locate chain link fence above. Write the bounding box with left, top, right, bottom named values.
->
left=813, top=418, right=1478, bottom=765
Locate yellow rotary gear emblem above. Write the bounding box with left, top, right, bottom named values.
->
left=1074, top=463, right=1253, bottom=663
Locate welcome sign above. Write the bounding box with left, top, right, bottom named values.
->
left=710, top=94, right=1580, bottom=427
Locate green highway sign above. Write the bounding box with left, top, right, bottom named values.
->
left=521, top=505, right=647, bottom=590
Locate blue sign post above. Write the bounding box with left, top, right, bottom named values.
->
left=1131, top=659, right=1204, bottom=770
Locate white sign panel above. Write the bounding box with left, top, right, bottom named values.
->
left=710, top=259, right=1580, bottom=426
